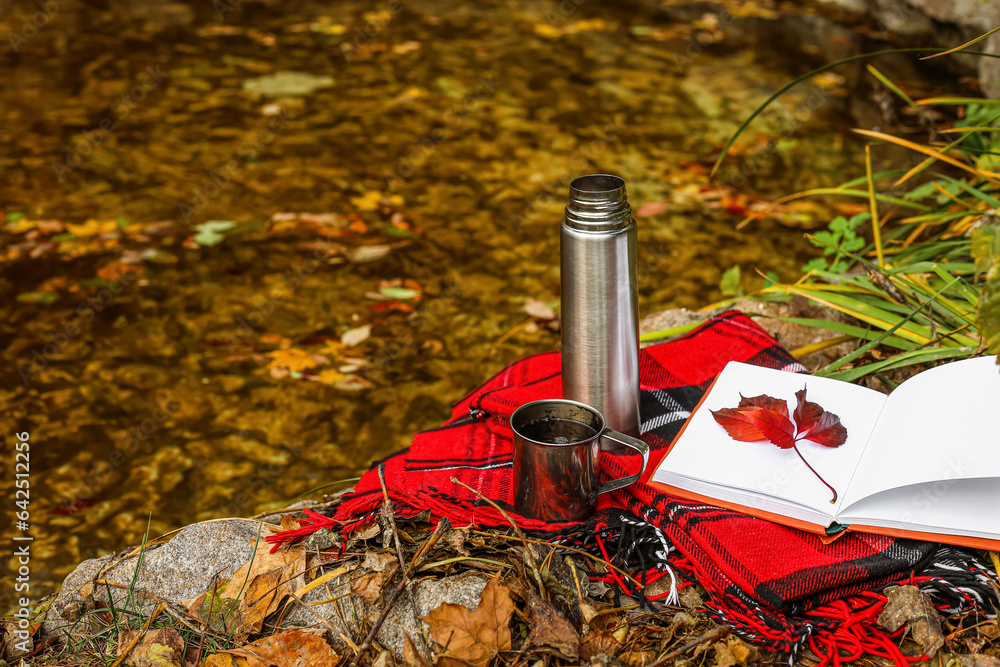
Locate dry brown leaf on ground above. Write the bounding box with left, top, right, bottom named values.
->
left=523, top=589, right=580, bottom=660
left=117, top=627, right=185, bottom=667
left=403, top=632, right=432, bottom=667
left=351, top=572, right=389, bottom=605
left=221, top=538, right=308, bottom=634
left=238, top=568, right=284, bottom=634
left=877, top=585, right=945, bottom=657
left=713, top=635, right=760, bottom=667
left=204, top=630, right=338, bottom=667
left=223, top=539, right=307, bottom=601
left=959, top=655, right=1000, bottom=667
left=360, top=550, right=399, bottom=573
left=421, top=574, right=513, bottom=667
left=579, top=629, right=623, bottom=661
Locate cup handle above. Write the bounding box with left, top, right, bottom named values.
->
left=596, top=430, right=650, bottom=495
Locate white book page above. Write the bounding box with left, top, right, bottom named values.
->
left=653, top=361, right=887, bottom=518
left=839, top=356, right=1000, bottom=516
left=837, top=478, right=1000, bottom=540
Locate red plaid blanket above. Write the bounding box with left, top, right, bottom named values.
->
left=269, top=312, right=997, bottom=664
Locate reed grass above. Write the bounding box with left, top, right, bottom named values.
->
left=671, top=38, right=1000, bottom=381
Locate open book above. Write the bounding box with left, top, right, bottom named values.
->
left=650, top=356, right=1000, bottom=550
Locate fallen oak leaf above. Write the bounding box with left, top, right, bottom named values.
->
left=421, top=574, right=513, bottom=667
left=205, top=630, right=339, bottom=667
left=878, top=585, right=945, bottom=658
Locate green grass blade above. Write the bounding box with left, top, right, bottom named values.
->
left=821, top=347, right=978, bottom=382
left=639, top=321, right=706, bottom=342
left=866, top=64, right=920, bottom=110
left=760, top=315, right=917, bottom=350
left=711, top=48, right=950, bottom=177
left=921, top=26, right=1000, bottom=60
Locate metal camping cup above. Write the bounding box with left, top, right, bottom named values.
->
left=510, top=399, right=650, bottom=522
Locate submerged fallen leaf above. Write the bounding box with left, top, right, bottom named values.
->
left=193, top=220, right=238, bottom=247
left=345, top=244, right=393, bottom=263
left=635, top=201, right=669, bottom=217
left=421, top=575, right=513, bottom=667
left=524, top=298, right=556, bottom=320
left=341, top=325, right=372, bottom=347
left=267, top=348, right=320, bottom=373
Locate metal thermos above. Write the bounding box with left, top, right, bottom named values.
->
left=560, top=174, right=641, bottom=442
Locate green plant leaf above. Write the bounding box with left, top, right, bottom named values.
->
left=193, top=220, right=238, bottom=247
left=719, top=265, right=742, bottom=297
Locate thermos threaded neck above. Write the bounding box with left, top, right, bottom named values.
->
left=564, top=174, right=631, bottom=231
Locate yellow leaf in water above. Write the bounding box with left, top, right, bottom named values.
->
left=351, top=191, right=384, bottom=211
left=314, top=369, right=346, bottom=385
left=66, top=219, right=117, bottom=237
left=266, top=348, right=318, bottom=372
left=318, top=340, right=349, bottom=358
left=534, top=23, right=561, bottom=38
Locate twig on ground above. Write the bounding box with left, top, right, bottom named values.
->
left=471, top=530, right=645, bottom=590
left=348, top=518, right=452, bottom=666
left=648, top=624, right=731, bottom=666
left=451, top=477, right=546, bottom=596
left=379, top=463, right=429, bottom=655
left=192, top=578, right=216, bottom=667
left=378, top=464, right=408, bottom=573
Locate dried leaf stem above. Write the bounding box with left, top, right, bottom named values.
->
left=792, top=444, right=838, bottom=504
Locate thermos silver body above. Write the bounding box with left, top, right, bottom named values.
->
left=560, top=174, right=641, bottom=441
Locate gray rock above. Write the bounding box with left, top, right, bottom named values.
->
left=282, top=569, right=488, bottom=661
left=43, top=519, right=263, bottom=642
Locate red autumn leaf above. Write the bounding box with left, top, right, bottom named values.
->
left=713, top=390, right=849, bottom=503
left=744, top=407, right=796, bottom=449
left=710, top=405, right=795, bottom=448
left=710, top=407, right=767, bottom=441
left=793, top=387, right=847, bottom=447
left=737, top=393, right=790, bottom=418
